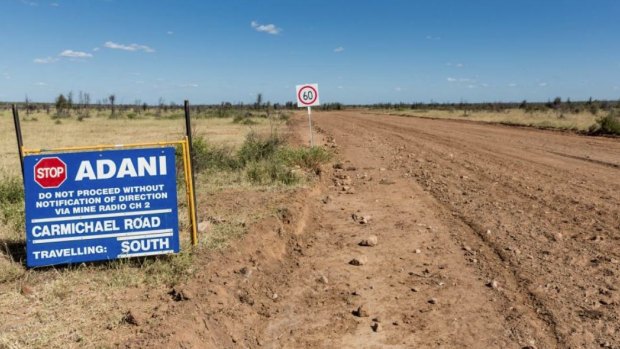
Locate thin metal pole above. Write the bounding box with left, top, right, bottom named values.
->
left=184, top=100, right=199, bottom=243
left=12, top=104, right=24, bottom=178
left=307, top=106, right=314, bottom=147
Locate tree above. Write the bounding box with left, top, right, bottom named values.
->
left=157, top=97, right=165, bottom=115
left=77, top=91, right=91, bottom=118
left=134, top=99, right=142, bottom=113
left=255, top=93, right=263, bottom=109
left=55, top=94, right=69, bottom=117
left=109, top=94, right=116, bottom=116
left=67, top=91, right=74, bottom=109
left=24, top=95, right=30, bottom=115
left=84, top=92, right=90, bottom=106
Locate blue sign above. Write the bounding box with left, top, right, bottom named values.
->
left=24, top=147, right=179, bottom=267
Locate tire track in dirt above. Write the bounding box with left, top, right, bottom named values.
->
left=114, top=111, right=618, bottom=348
left=255, top=114, right=558, bottom=348
left=312, top=111, right=620, bottom=348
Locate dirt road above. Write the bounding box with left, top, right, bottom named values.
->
left=128, top=111, right=620, bottom=348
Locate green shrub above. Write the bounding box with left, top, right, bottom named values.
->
left=245, top=161, right=298, bottom=185
left=277, top=147, right=332, bottom=174
left=232, top=114, right=258, bottom=125
left=237, top=132, right=284, bottom=165
left=191, top=137, right=239, bottom=172
left=590, top=110, right=620, bottom=135
left=182, top=132, right=330, bottom=187
left=0, top=177, right=24, bottom=205
left=0, top=177, right=25, bottom=234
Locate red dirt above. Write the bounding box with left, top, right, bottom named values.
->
left=114, top=110, right=620, bottom=348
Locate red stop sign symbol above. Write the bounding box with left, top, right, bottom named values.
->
left=34, top=157, right=67, bottom=189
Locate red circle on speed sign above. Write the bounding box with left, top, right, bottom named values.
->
left=298, top=85, right=318, bottom=106
left=34, top=157, right=67, bottom=189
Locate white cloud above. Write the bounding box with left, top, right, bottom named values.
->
left=538, top=82, right=548, bottom=87
left=167, top=31, right=174, bottom=35
left=104, top=41, right=155, bottom=53
left=467, top=84, right=476, bottom=89
left=251, top=21, right=281, bottom=35
left=34, top=82, right=47, bottom=86
left=508, top=83, right=517, bottom=87
left=480, top=83, right=489, bottom=87
left=337, top=86, right=344, bottom=89
left=455, top=63, right=464, bottom=68
left=426, top=35, right=441, bottom=40
left=50, top=2, right=59, bottom=6
left=447, top=77, right=476, bottom=83
left=34, top=56, right=58, bottom=64
left=21, top=0, right=37, bottom=6
left=395, top=87, right=402, bottom=92
left=93, top=47, right=100, bottom=52
left=2, top=73, right=10, bottom=80
left=333, top=46, right=344, bottom=53
left=60, top=50, right=93, bottom=58
left=179, top=83, right=199, bottom=88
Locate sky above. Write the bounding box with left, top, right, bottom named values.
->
left=0, top=0, right=619, bottom=105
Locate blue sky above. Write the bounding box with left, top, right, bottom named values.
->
left=1, top=0, right=619, bottom=104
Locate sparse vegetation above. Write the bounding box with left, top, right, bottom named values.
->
left=191, top=131, right=331, bottom=186
left=190, top=136, right=240, bottom=172
left=589, top=110, right=620, bottom=135
left=0, top=176, right=24, bottom=238
left=0, top=106, right=333, bottom=348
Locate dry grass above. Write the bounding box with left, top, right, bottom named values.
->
left=375, top=108, right=598, bottom=131
left=0, top=109, right=294, bottom=348
left=0, top=109, right=281, bottom=176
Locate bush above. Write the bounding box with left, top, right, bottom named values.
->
left=191, top=137, right=239, bottom=172
left=589, top=110, right=620, bottom=135
left=237, top=132, right=284, bottom=165
left=246, top=161, right=298, bottom=185
left=184, top=132, right=330, bottom=186
left=0, top=177, right=24, bottom=205
left=277, top=147, right=332, bottom=174
left=232, top=114, right=257, bottom=125
left=0, top=177, right=25, bottom=234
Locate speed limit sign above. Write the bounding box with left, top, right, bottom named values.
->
left=296, top=84, right=320, bottom=107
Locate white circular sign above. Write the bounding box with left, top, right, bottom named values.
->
left=296, top=84, right=320, bottom=107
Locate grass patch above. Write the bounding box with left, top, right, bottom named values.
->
left=246, top=160, right=298, bottom=185
left=237, top=131, right=285, bottom=165
left=190, top=131, right=331, bottom=187
left=381, top=108, right=598, bottom=132
left=232, top=113, right=258, bottom=125
left=191, top=136, right=240, bottom=172
left=277, top=146, right=332, bottom=175
left=204, top=221, right=247, bottom=250
left=590, top=110, right=620, bottom=135
left=102, top=251, right=195, bottom=287
left=0, top=176, right=25, bottom=239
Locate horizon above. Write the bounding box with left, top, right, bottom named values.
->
left=1, top=0, right=619, bottom=105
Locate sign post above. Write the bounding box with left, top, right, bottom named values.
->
left=24, top=147, right=180, bottom=267
left=296, top=84, right=320, bottom=147
left=12, top=104, right=24, bottom=178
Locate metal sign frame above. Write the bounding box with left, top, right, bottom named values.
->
left=22, top=139, right=198, bottom=248
left=11, top=102, right=200, bottom=266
